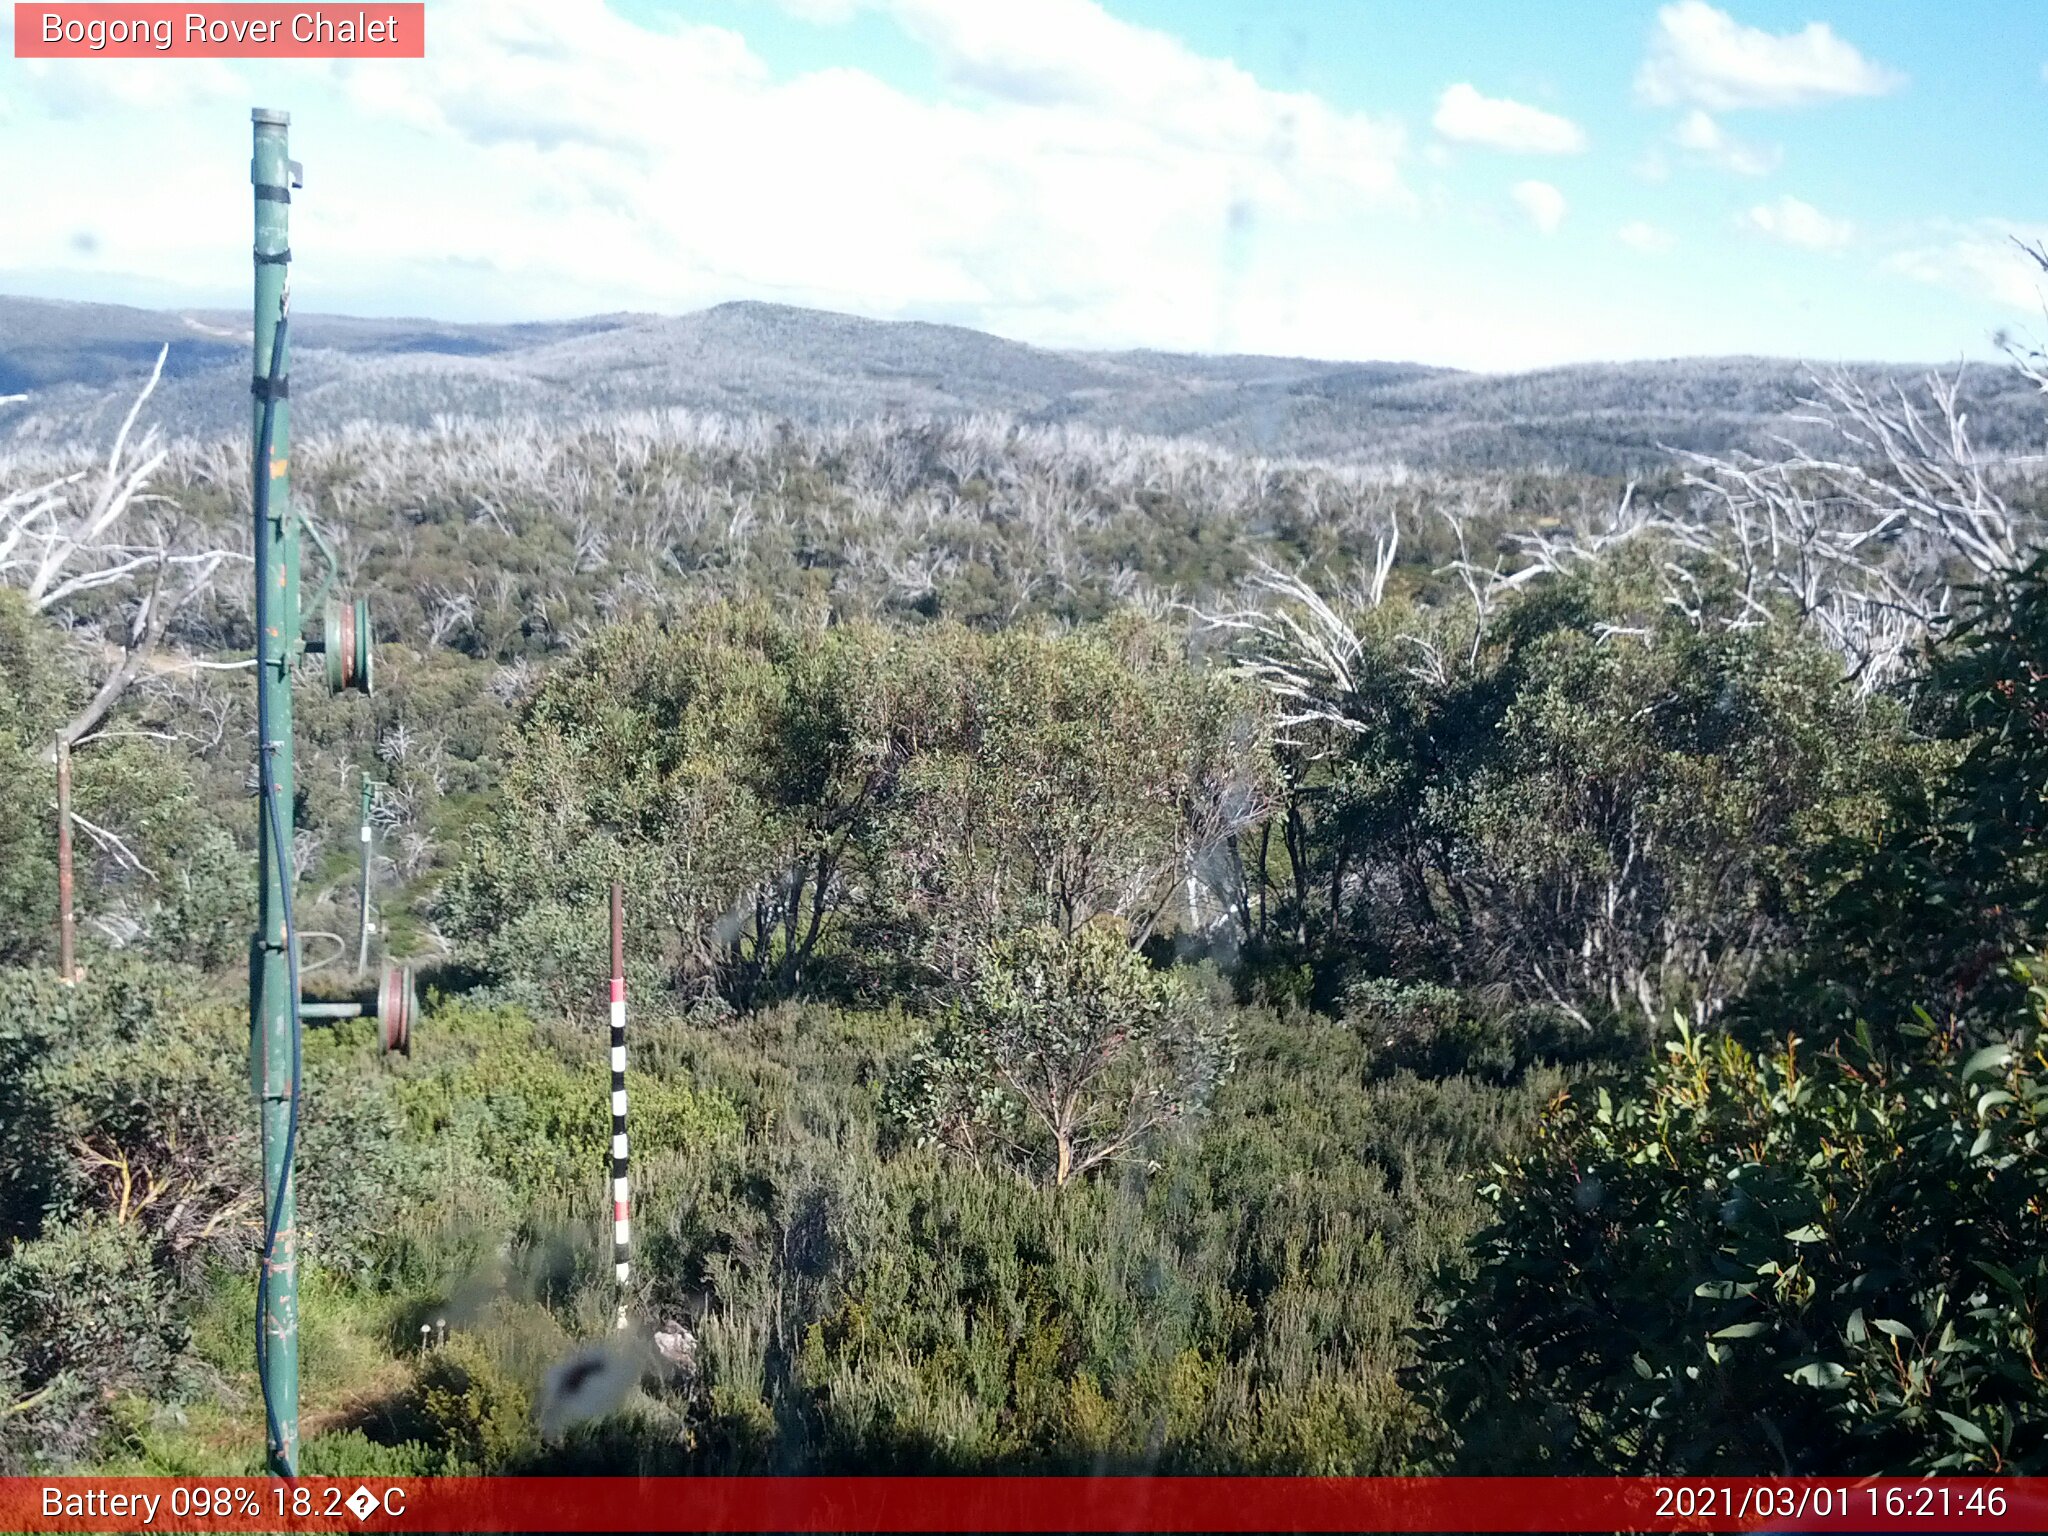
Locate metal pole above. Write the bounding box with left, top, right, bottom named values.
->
left=250, top=105, right=300, bottom=1477
left=298, top=1001, right=364, bottom=1021
left=55, top=736, right=76, bottom=984
left=355, top=775, right=374, bottom=975
left=610, top=881, right=631, bottom=1331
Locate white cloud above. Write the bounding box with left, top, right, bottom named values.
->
left=6, top=0, right=2017, bottom=371
left=1671, top=108, right=1780, bottom=175
left=1887, top=223, right=2048, bottom=311
left=1637, top=1, right=1903, bottom=110
left=1741, top=195, right=1854, bottom=250
left=2, top=0, right=245, bottom=121
left=372, top=0, right=1413, bottom=208
left=856, top=0, right=1407, bottom=208
left=3, top=0, right=1459, bottom=360
left=1432, top=83, right=1587, bottom=154
left=1512, top=180, right=1567, bottom=235
left=1618, top=221, right=1677, bottom=253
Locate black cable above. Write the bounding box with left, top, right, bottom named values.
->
left=251, top=299, right=302, bottom=1472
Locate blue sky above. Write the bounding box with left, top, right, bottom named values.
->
left=2, top=0, right=2044, bottom=370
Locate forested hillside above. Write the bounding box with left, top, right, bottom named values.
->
left=2, top=315, right=2045, bottom=1475
left=5, top=292, right=2041, bottom=475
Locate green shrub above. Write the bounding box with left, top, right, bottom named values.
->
left=631, top=1004, right=1546, bottom=1474
left=1343, top=979, right=1603, bottom=1083
left=0, top=961, right=246, bottom=1250
left=1425, top=1005, right=2048, bottom=1474
left=0, top=960, right=406, bottom=1277
left=0, top=1216, right=189, bottom=1470
left=1742, top=558, right=2048, bottom=1050
left=296, top=1040, right=412, bottom=1279
left=1346, top=979, right=1509, bottom=1081
left=145, top=824, right=254, bottom=973
left=888, top=924, right=1235, bottom=1187
left=1235, top=564, right=1917, bottom=1034
left=394, top=999, right=739, bottom=1206
left=0, top=590, right=73, bottom=968
left=441, top=607, right=1273, bottom=1011
left=370, top=1334, right=537, bottom=1472
left=298, top=1429, right=444, bottom=1478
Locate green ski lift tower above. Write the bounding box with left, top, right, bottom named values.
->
left=247, top=108, right=410, bottom=1475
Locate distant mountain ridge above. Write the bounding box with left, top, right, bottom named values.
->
left=0, top=293, right=2033, bottom=475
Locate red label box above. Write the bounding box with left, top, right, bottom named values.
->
left=13, top=3, right=425, bottom=57
left=4, top=1477, right=2047, bottom=1533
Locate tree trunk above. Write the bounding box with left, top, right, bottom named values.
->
left=1285, top=799, right=1311, bottom=946
left=55, top=737, right=76, bottom=984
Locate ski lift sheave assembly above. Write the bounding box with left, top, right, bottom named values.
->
left=295, top=962, right=418, bottom=1056
left=248, top=114, right=401, bottom=1053
left=320, top=595, right=374, bottom=693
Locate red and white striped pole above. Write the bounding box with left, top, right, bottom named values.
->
left=608, top=881, right=630, bottom=1331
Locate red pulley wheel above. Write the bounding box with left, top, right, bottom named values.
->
left=376, top=964, right=415, bottom=1055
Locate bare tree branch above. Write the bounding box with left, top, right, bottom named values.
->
left=1, top=353, right=239, bottom=750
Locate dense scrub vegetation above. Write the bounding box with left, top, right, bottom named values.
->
left=2, top=357, right=2044, bottom=1474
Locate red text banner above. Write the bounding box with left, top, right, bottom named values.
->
left=4, top=1477, right=2047, bottom=1533
left=13, top=4, right=425, bottom=58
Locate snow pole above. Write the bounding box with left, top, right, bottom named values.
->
left=609, top=881, right=631, bottom=1330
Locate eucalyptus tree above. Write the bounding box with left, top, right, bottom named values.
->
left=888, top=921, right=1236, bottom=1187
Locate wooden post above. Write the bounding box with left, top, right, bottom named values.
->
left=355, top=775, right=374, bottom=975
left=55, top=736, right=76, bottom=984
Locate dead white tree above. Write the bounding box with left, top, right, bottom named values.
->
left=0, top=348, right=242, bottom=747
left=2000, top=238, right=2048, bottom=396
left=1487, top=364, right=2043, bottom=693
left=1193, top=508, right=1402, bottom=749
left=1656, top=367, right=2039, bottom=689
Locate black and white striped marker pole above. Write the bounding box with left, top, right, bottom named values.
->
left=609, top=881, right=630, bottom=1332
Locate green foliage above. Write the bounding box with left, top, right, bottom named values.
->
left=1239, top=563, right=1916, bottom=1035
left=378, top=1334, right=538, bottom=1472
left=1426, top=1007, right=2048, bottom=1473
left=627, top=1004, right=1548, bottom=1475
left=0, top=960, right=406, bottom=1275
left=443, top=604, right=1271, bottom=1011
left=0, top=960, right=419, bottom=1470
left=186, top=998, right=1531, bottom=1478
left=6, top=383, right=2038, bottom=1483
left=1345, top=979, right=1509, bottom=1082
left=874, top=619, right=1272, bottom=972
left=392, top=1000, right=740, bottom=1207
left=0, top=583, right=251, bottom=970
left=0, top=1215, right=189, bottom=1471
left=1746, top=558, right=2048, bottom=1048
left=146, top=824, right=253, bottom=974
left=1342, top=978, right=1601, bottom=1083
left=296, top=1033, right=415, bottom=1281
left=0, top=590, right=72, bottom=965
left=890, top=923, right=1236, bottom=1186
left=1420, top=563, right=2048, bottom=1477
left=437, top=602, right=905, bottom=1010
left=69, top=739, right=248, bottom=962
left=0, top=961, right=243, bottom=1247
left=298, top=1430, right=444, bottom=1478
